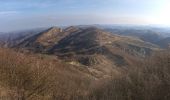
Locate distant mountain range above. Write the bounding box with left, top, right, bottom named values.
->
left=102, top=26, right=170, bottom=48
left=0, top=28, right=46, bottom=47
left=1, top=25, right=170, bottom=77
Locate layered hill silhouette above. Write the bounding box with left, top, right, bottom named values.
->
left=104, top=27, right=170, bottom=48
left=0, top=28, right=46, bottom=47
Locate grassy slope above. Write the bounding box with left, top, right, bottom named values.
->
left=1, top=48, right=170, bottom=100
left=0, top=48, right=93, bottom=100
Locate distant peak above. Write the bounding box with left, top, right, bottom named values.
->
left=66, top=26, right=77, bottom=29
left=48, top=27, right=62, bottom=32
left=36, top=27, right=63, bottom=42
left=64, top=26, right=80, bottom=32
left=85, top=27, right=99, bottom=30
left=49, top=26, right=60, bottom=29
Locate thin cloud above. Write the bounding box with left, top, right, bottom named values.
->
left=0, top=11, right=19, bottom=15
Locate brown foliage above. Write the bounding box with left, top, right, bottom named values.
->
left=90, top=51, right=170, bottom=100
left=1, top=48, right=170, bottom=100
left=0, top=48, right=91, bottom=100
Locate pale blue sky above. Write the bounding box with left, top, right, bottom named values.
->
left=0, top=0, right=170, bottom=32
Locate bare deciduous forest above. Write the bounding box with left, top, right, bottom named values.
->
left=0, top=48, right=170, bottom=100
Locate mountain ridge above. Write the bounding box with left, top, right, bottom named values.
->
left=0, top=27, right=161, bottom=59
left=0, top=25, right=166, bottom=78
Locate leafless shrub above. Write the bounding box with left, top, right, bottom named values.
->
left=0, top=48, right=91, bottom=100
left=1, top=48, right=170, bottom=100
left=90, top=51, right=170, bottom=100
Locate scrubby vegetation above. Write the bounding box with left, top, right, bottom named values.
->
left=0, top=48, right=92, bottom=100
left=90, top=51, right=170, bottom=100
left=0, top=48, right=170, bottom=100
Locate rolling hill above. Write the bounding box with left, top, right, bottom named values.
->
left=156, top=37, right=170, bottom=48
left=1, top=26, right=170, bottom=100
left=7, top=26, right=159, bottom=77
left=105, top=28, right=163, bottom=44
left=103, top=26, right=170, bottom=49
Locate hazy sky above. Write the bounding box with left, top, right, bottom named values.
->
left=0, top=0, right=170, bottom=32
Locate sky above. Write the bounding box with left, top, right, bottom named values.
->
left=0, top=0, right=170, bottom=32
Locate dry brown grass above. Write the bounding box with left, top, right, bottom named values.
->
left=89, top=51, right=170, bottom=100
left=0, top=48, right=92, bottom=100
left=1, top=48, right=170, bottom=100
